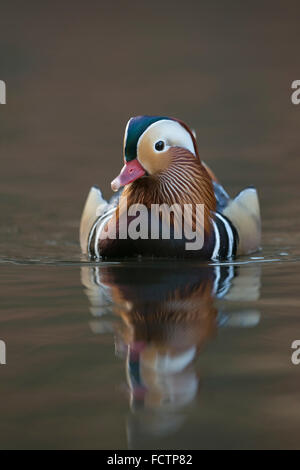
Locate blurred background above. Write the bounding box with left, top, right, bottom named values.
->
left=0, top=0, right=299, bottom=260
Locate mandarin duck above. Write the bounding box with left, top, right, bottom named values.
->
left=80, top=115, right=261, bottom=260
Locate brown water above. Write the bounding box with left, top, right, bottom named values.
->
left=0, top=1, right=300, bottom=449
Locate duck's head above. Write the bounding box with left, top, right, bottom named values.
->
left=111, top=115, right=199, bottom=191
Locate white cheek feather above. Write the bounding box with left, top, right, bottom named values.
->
left=137, top=119, right=196, bottom=156
left=123, top=118, right=131, bottom=154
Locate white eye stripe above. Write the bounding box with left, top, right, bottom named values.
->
left=123, top=118, right=131, bottom=153
left=137, top=119, right=196, bottom=156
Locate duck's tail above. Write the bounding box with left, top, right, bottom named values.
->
left=223, top=187, right=261, bottom=256
left=80, top=186, right=108, bottom=254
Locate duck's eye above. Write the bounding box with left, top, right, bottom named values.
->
left=155, top=140, right=165, bottom=151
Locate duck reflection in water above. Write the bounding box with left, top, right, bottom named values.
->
left=81, top=262, right=261, bottom=444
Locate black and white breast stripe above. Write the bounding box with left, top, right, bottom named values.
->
left=88, top=206, right=117, bottom=258
left=210, top=212, right=238, bottom=260
left=88, top=208, right=238, bottom=260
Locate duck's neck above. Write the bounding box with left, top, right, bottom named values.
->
left=122, top=150, right=216, bottom=233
